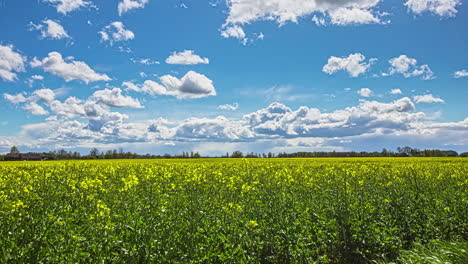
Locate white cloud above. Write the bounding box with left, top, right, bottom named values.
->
left=31, top=75, right=44, bottom=80
left=328, top=7, right=384, bottom=25
left=405, top=0, right=461, bottom=17
left=46, top=97, right=130, bottom=132
left=166, top=50, right=209, bottom=65
left=0, top=44, right=26, bottom=82
left=117, top=46, right=132, bottom=53
left=32, top=89, right=56, bottom=103
left=390, top=89, right=402, bottom=94
left=175, top=116, right=254, bottom=140
left=221, top=25, right=247, bottom=44
left=222, top=0, right=385, bottom=40
left=118, top=0, right=149, bottom=16
left=4, top=89, right=55, bottom=106
left=99, top=22, right=135, bottom=45
left=29, top=19, right=70, bottom=40
left=3, top=93, right=27, bottom=104
left=454, top=70, right=468, bottom=78
left=125, top=71, right=216, bottom=99
left=23, top=102, right=49, bottom=116
left=385, top=55, right=434, bottom=80
left=323, top=53, right=375, bottom=77
left=27, top=75, right=45, bottom=87
left=30, top=51, right=111, bottom=83
left=218, top=103, right=239, bottom=111
left=8, top=96, right=468, bottom=154
left=90, top=88, right=143, bottom=108
left=48, top=97, right=86, bottom=118
left=413, top=94, right=444, bottom=103
left=244, top=98, right=421, bottom=138
left=358, top=88, right=373, bottom=97
left=43, top=0, right=91, bottom=14
left=312, top=15, right=327, bottom=26
left=130, top=58, right=159, bottom=65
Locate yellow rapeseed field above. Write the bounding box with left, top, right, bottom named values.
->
left=0, top=158, right=467, bottom=263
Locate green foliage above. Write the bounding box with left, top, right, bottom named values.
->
left=0, top=158, right=466, bottom=263
left=378, top=240, right=468, bottom=264
left=9, top=146, right=20, bottom=154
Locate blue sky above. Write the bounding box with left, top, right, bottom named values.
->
left=0, top=0, right=467, bottom=155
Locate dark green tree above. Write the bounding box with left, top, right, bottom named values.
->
left=10, top=146, right=20, bottom=154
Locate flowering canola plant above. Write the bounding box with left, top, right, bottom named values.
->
left=0, top=158, right=466, bottom=263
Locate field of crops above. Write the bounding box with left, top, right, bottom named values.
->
left=0, top=158, right=467, bottom=263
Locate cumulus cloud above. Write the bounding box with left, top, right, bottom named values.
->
left=384, top=55, right=434, bottom=80
left=453, top=70, right=468, bottom=78
left=4, top=93, right=27, bottom=104
left=118, top=0, right=149, bottom=16
left=48, top=97, right=86, bottom=118
left=0, top=44, right=26, bottom=82
left=31, top=88, right=56, bottom=103
left=390, top=89, right=402, bottom=94
left=218, top=103, right=239, bottom=111
left=43, top=0, right=91, bottom=14
left=30, top=51, right=111, bottom=83
left=47, top=97, right=130, bottom=132
left=244, top=98, right=421, bottom=138
left=166, top=50, right=209, bottom=65
left=4, top=89, right=55, bottom=115
left=9, top=96, right=468, bottom=153
left=125, top=71, right=216, bottom=99
left=413, top=94, right=444, bottom=103
left=221, top=25, right=247, bottom=43
left=358, top=88, right=373, bottom=97
left=222, top=0, right=385, bottom=40
left=405, top=0, right=460, bottom=17
left=29, top=19, right=71, bottom=40
left=99, top=22, right=135, bottom=45
left=90, top=88, right=143, bottom=108
left=23, top=102, right=49, bottom=116
left=328, top=7, right=384, bottom=25
left=4, top=86, right=144, bottom=135
left=323, top=53, right=375, bottom=77
left=4, top=88, right=53, bottom=104
left=175, top=116, right=254, bottom=140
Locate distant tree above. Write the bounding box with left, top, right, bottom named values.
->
left=460, top=152, right=468, bottom=157
left=90, top=148, right=100, bottom=157
left=105, top=150, right=113, bottom=159
left=10, top=146, right=20, bottom=154
left=397, top=146, right=413, bottom=156
left=381, top=148, right=388, bottom=156
left=231, top=151, right=243, bottom=158
left=58, top=149, right=67, bottom=156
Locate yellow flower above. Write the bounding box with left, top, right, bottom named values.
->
left=247, top=220, right=259, bottom=228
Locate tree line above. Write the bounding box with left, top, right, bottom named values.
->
left=1, top=146, right=466, bottom=161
